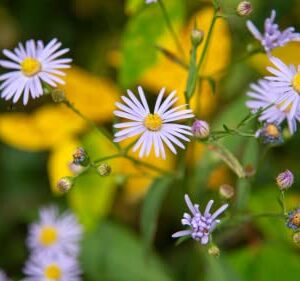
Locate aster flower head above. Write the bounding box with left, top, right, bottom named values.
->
left=287, top=207, right=300, bottom=231
left=113, top=86, right=194, bottom=159
left=247, top=10, right=300, bottom=53
left=246, top=79, right=300, bottom=135
left=27, top=206, right=82, bottom=257
left=172, top=194, right=228, bottom=245
left=0, top=38, right=71, bottom=105
left=276, top=170, right=294, bottom=190
left=23, top=252, right=81, bottom=281
left=255, top=122, right=284, bottom=145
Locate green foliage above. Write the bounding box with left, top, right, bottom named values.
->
left=120, top=0, right=186, bottom=87
left=141, top=176, right=173, bottom=250
left=81, top=222, right=174, bottom=281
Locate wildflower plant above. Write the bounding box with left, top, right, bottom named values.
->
left=1, top=0, right=300, bottom=280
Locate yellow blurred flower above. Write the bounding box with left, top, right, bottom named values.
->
left=140, top=7, right=231, bottom=118
left=249, top=42, right=300, bottom=75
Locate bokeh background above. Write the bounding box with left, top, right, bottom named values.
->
left=1, top=0, right=300, bottom=280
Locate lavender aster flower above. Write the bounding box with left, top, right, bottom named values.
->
left=27, top=206, right=82, bottom=257
left=287, top=207, right=300, bottom=231
left=247, top=10, right=300, bottom=53
left=113, top=86, right=194, bottom=159
left=246, top=79, right=300, bottom=134
left=0, top=39, right=71, bottom=105
left=276, top=170, right=294, bottom=190
left=23, top=253, right=81, bottom=281
left=172, top=194, right=228, bottom=245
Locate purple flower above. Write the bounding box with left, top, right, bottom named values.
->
left=255, top=123, right=283, bottom=145
left=192, top=120, right=210, bottom=139
left=247, top=10, right=300, bottom=53
left=0, top=270, right=11, bottom=281
left=276, top=170, right=294, bottom=190
left=287, top=207, right=300, bottom=231
left=172, top=194, right=228, bottom=245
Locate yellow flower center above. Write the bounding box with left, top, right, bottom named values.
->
left=265, top=124, right=280, bottom=137
left=39, top=226, right=58, bottom=246
left=292, top=72, right=300, bottom=93
left=291, top=213, right=300, bottom=226
left=21, top=57, right=41, bottom=77
left=144, top=114, right=162, bottom=131
left=44, top=264, right=62, bottom=279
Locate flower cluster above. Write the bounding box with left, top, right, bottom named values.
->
left=172, top=194, right=228, bottom=245
left=247, top=21, right=300, bottom=135
left=247, top=10, right=300, bottom=53
left=23, top=206, right=83, bottom=280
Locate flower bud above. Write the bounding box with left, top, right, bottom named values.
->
left=287, top=208, right=300, bottom=231
left=192, top=120, right=210, bottom=139
left=51, top=89, right=66, bottom=103
left=191, top=29, right=204, bottom=46
left=97, top=163, right=112, bottom=176
left=276, top=170, right=294, bottom=190
left=57, top=176, right=74, bottom=193
left=208, top=245, right=220, bottom=257
left=236, top=1, right=253, bottom=17
left=73, top=147, right=90, bottom=167
left=244, top=164, right=256, bottom=178
left=219, top=184, right=235, bottom=199
left=293, top=232, right=300, bottom=246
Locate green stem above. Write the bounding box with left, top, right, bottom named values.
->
left=281, top=191, right=287, bottom=216
left=94, top=154, right=121, bottom=163
left=197, top=10, right=218, bottom=73
left=125, top=155, right=174, bottom=175
left=63, top=100, right=119, bottom=150
left=158, top=0, right=185, bottom=60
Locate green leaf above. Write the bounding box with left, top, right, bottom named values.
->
left=141, top=176, right=173, bottom=250
left=82, top=222, right=174, bottom=281
left=120, top=0, right=185, bottom=87
left=185, top=44, right=199, bottom=102
left=125, top=0, right=144, bottom=15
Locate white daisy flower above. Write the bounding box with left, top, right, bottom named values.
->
left=23, top=253, right=81, bottom=281
left=246, top=79, right=300, bottom=134
left=113, top=86, right=194, bottom=159
left=27, top=206, right=82, bottom=257
left=0, top=38, right=71, bottom=105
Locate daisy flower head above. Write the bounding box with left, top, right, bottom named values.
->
left=27, top=206, right=82, bottom=257
left=0, top=38, right=71, bottom=105
left=246, top=10, right=300, bottom=53
left=172, top=194, right=228, bottom=245
left=23, top=252, right=81, bottom=281
left=246, top=78, right=300, bottom=134
left=113, top=86, right=194, bottom=159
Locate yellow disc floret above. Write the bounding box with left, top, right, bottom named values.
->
left=144, top=114, right=162, bottom=131
left=39, top=226, right=58, bottom=246
left=265, top=124, right=280, bottom=137
left=44, top=264, right=62, bottom=279
left=21, top=57, right=41, bottom=77
left=292, top=72, right=300, bottom=93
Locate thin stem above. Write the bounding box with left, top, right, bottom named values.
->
left=125, top=155, right=174, bottom=175
left=158, top=0, right=185, bottom=60
left=197, top=10, right=218, bottom=73
left=63, top=100, right=119, bottom=150
left=281, top=191, right=287, bottom=216
left=94, top=154, right=121, bottom=164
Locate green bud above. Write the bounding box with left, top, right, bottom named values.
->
left=57, top=176, right=74, bottom=193
left=97, top=163, right=112, bottom=176
left=208, top=245, right=220, bottom=257
left=51, top=89, right=66, bottom=103
left=191, top=29, right=204, bottom=46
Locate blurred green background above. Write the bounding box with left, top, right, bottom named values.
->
left=1, top=0, right=300, bottom=280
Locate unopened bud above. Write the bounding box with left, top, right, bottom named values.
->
left=191, top=29, right=204, bottom=46
left=57, top=176, right=74, bottom=193
left=51, top=89, right=66, bottom=103
left=219, top=184, right=235, bottom=199
left=236, top=1, right=253, bottom=17
left=276, top=170, right=294, bottom=190
left=293, top=232, right=300, bottom=246
left=97, top=163, right=112, bottom=176
left=192, top=120, right=210, bottom=139
left=208, top=245, right=220, bottom=257
left=73, top=147, right=90, bottom=167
